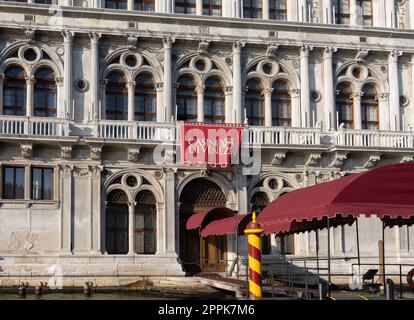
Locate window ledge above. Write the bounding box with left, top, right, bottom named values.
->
left=0, top=199, right=60, bottom=209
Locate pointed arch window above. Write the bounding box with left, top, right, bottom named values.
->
left=245, top=78, right=264, bottom=126
left=361, top=84, right=379, bottom=129
left=204, top=77, right=225, bottom=123
left=134, top=0, right=154, bottom=11
left=106, top=72, right=128, bottom=120
left=271, top=80, right=291, bottom=126
left=177, top=75, right=197, bottom=122
left=203, top=0, right=222, bottom=16
left=175, top=0, right=196, bottom=14
left=243, top=0, right=263, bottom=19
left=270, top=0, right=287, bottom=21
left=134, top=73, right=156, bottom=121
left=336, top=82, right=354, bottom=128
left=3, top=66, right=26, bottom=116
left=34, top=68, right=57, bottom=117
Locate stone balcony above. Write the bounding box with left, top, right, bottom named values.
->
left=0, top=116, right=413, bottom=152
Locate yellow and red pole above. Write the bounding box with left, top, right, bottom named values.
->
left=244, top=212, right=264, bottom=300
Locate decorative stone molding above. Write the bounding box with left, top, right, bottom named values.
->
left=400, top=155, right=414, bottom=163
left=59, top=164, right=73, bottom=178
left=20, top=144, right=33, bottom=159
left=305, top=153, right=322, bottom=167
left=162, top=36, right=175, bottom=49
left=330, top=152, right=348, bottom=168
left=232, top=40, right=245, bottom=54
left=73, top=167, right=91, bottom=177
left=127, top=34, right=138, bottom=49
left=195, top=85, right=205, bottom=95
left=88, top=32, right=102, bottom=43
left=62, top=30, right=74, bottom=43
left=60, top=145, right=72, bottom=159
left=200, top=169, right=211, bottom=177
left=363, top=154, right=382, bottom=169
left=88, top=165, right=102, bottom=178
left=265, top=43, right=279, bottom=58
left=90, top=145, right=102, bottom=160
left=24, top=28, right=36, bottom=42
left=271, top=151, right=287, bottom=166
left=198, top=40, right=211, bottom=55
left=355, top=49, right=369, bottom=62
left=300, top=44, right=313, bottom=56
left=127, top=146, right=141, bottom=162
left=323, top=46, right=337, bottom=59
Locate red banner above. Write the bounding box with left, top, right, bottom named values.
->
left=180, top=123, right=245, bottom=168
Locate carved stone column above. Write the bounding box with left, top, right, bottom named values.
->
left=351, top=92, right=363, bottom=130
left=290, top=89, right=301, bottom=127
left=262, top=88, right=273, bottom=127
left=300, top=45, right=312, bottom=127
left=127, top=0, right=134, bottom=10
left=298, top=0, right=308, bottom=22
left=163, top=37, right=175, bottom=122
left=378, top=93, right=389, bottom=131
left=62, top=30, right=74, bottom=119
left=127, top=81, right=136, bottom=122
left=60, top=165, right=73, bottom=254
left=25, top=76, right=35, bottom=117
left=232, top=41, right=244, bottom=124
left=323, top=47, right=337, bottom=131
left=224, top=86, right=233, bottom=123
left=349, top=0, right=358, bottom=26
left=128, top=201, right=136, bottom=255
left=164, top=168, right=178, bottom=255
left=322, top=0, right=333, bottom=24
left=89, top=32, right=101, bottom=120
left=196, top=85, right=205, bottom=122
left=196, top=0, right=203, bottom=15
left=155, top=82, right=164, bottom=122
left=262, top=0, right=269, bottom=20
left=389, top=50, right=402, bottom=131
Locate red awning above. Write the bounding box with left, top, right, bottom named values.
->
left=257, top=163, right=414, bottom=235
left=200, top=213, right=252, bottom=238
left=186, top=207, right=235, bottom=231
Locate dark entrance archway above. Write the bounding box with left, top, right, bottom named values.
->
left=179, top=178, right=228, bottom=273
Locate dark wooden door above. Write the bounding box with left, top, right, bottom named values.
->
left=106, top=204, right=128, bottom=254
left=201, top=236, right=227, bottom=272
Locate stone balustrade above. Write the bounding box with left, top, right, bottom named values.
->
left=0, top=115, right=70, bottom=137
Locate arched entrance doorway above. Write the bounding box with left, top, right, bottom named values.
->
left=179, top=178, right=228, bottom=273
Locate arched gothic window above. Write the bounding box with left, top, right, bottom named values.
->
left=105, top=0, right=127, bottom=9
left=106, top=72, right=128, bottom=120
left=271, top=80, right=291, bottom=126
left=3, top=66, right=26, bottom=116
left=134, top=73, right=156, bottom=121
left=361, top=84, right=379, bottom=129
left=134, top=190, right=157, bottom=254
left=176, top=75, right=197, bottom=122
left=245, top=78, right=264, bottom=126
left=243, top=0, right=262, bottom=19
left=134, top=0, right=154, bottom=11
left=34, top=68, right=57, bottom=117
left=204, top=77, right=225, bottom=123
left=336, top=82, right=354, bottom=128
left=270, top=0, right=287, bottom=21
left=106, top=189, right=129, bottom=254
left=203, top=0, right=222, bottom=16
left=175, top=0, right=197, bottom=14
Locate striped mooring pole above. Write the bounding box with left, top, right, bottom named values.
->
left=244, top=212, right=264, bottom=300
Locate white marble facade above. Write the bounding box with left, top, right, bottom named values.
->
left=0, top=0, right=413, bottom=285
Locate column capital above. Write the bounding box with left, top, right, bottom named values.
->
left=55, top=77, right=64, bottom=86
left=289, top=88, right=301, bottom=98
left=379, top=92, right=390, bottom=102
left=389, top=50, right=403, bottom=61
left=163, top=36, right=176, bottom=49
left=232, top=40, right=245, bottom=52
left=127, top=201, right=137, bottom=207
left=224, top=86, right=233, bottom=95
left=126, top=81, right=136, bottom=89
left=195, top=85, right=205, bottom=94
left=89, top=32, right=102, bottom=43
left=0, top=73, right=5, bottom=80
left=62, top=30, right=74, bottom=43
left=100, top=79, right=109, bottom=88
left=351, top=92, right=364, bottom=100
left=155, top=82, right=164, bottom=92
left=300, top=44, right=313, bottom=56
left=25, top=76, right=35, bottom=85
left=323, top=46, right=337, bottom=58
left=261, top=88, right=274, bottom=97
